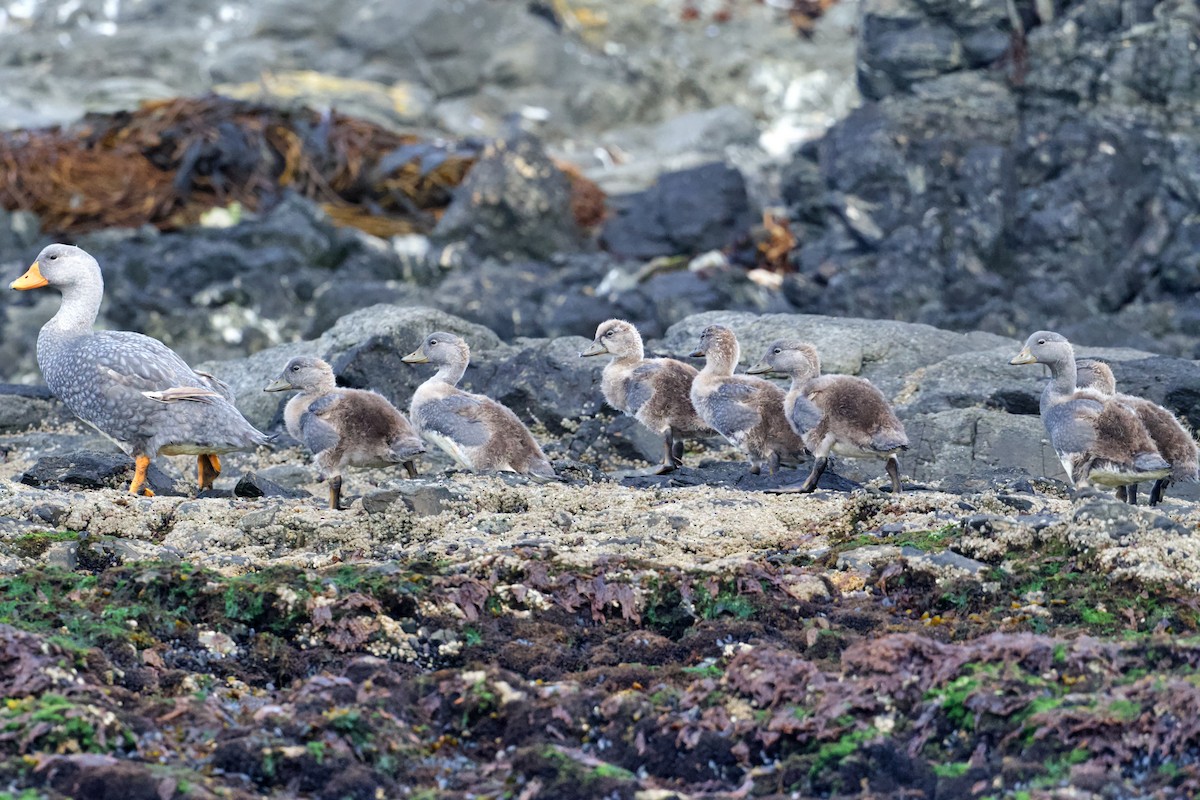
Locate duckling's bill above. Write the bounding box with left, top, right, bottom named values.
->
left=1009, top=346, right=1036, bottom=365
left=263, top=378, right=294, bottom=392
left=401, top=350, right=429, bottom=364
left=579, top=341, right=608, bottom=357
left=688, top=348, right=706, bottom=358
left=10, top=261, right=47, bottom=290
left=745, top=361, right=771, bottom=375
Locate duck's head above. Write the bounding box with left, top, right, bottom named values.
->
left=264, top=356, right=335, bottom=393
left=11, top=244, right=97, bottom=291
left=1076, top=358, right=1116, bottom=395
left=580, top=319, right=642, bottom=359
left=746, top=339, right=820, bottom=378
left=1010, top=330, right=1072, bottom=367
left=689, top=325, right=739, bottom=365
left=402, top=331, right=470, bottom=368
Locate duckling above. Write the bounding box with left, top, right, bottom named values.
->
left=401, top=332, right=555, bottom=479
left=688, top=324, right=805, bottom=475
left=10, top=244, right=268, bottom=496
left=1076, top=358, right=1198, bottom=506
left=1010, top=331, right=1170, bottom=493
left=580, top=319, right=709, bottom=472
left=264, top=356, right=425, bottom=510
left=747, top=340, right=908, bottom=493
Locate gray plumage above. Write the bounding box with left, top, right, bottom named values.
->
left=265, top=356, right=424, bottom=508
left=402, top=332, right=555, bottom=479
left=1010, top=331, right=1170, bottom=491
left=580, top=319, right=708, bottom=471
left=12, top=244, right=268, bottom=495
left=1076, top=358, right=1198, bottom=505
left=748, top=339, right=908, bottom=493
left=688, top=325, right=804, bottom=475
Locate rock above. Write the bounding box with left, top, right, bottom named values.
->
left=620, top=461, right=861, bottom=493
left=234, top=472, right=309, bottom=499
left=0, top=384, right=68, bottom=433
left=363, top=480, right=462, bottom=517
left=779, top=0, right=1200, bottom=355
left=657, top=310, right=1013, bottom=396
left=601, top=162, right=757, bottom=260
left=468, top=336, right=606, bottom=434
left=433, top=131, right=584, bottom=261
left=18, top=451, right=180, bottom=496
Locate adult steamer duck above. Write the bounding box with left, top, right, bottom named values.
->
left=10, top=244, right=269, bottom=495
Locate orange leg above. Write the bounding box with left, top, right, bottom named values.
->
left=130, top=455, right=155, bottom=497
left=197, top=454, right=222, bottom=491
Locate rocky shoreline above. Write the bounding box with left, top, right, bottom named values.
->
left=0, top=0, right=1199, bottom=796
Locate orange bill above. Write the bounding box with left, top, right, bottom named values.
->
left=10, top=261, right=47, bottom=290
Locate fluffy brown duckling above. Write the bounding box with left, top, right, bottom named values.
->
left=747, top=340, right=909, bottom=493
left=688, top=324, right=805, bottom=475
left=265, top=356, right=425, bottom=510
left=402, top=332, right=556, bottom=479
left=1076, top=358, right=1198, bottom=505
left=1010, top=331, right=1170, bottom=492
left=580, top=319, right=709, bottom=472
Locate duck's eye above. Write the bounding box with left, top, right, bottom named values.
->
left=773, top=348, right=781, bottom=355
left=1037, top=339, right=1046, bottom=345
left=428, top=339, right=438, bottom=346
left=48, top=254, right=58, bottom=261
left=605, top=330, right=614, bottom=337
left=291, top=364, right=300, bottom=372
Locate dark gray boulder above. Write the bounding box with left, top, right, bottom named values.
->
left=601, top=162, right=758, bottom=260
left=433, top=132, right=583, bottom=261
left=0, top=384, right=69, bottom=434
left=19, top=451, right=180, bottom=496
left=780, top=0, right=1200, bottom=356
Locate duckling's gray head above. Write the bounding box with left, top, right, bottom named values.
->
left=1010, top=330, right=1072, bottom=367
left=402, top=331, right=470, bottom=367
left=581, top=319, right=642, bottom=359
left=746, top=340, right=820, bottom=377
left=689, top=325, right=739, bottom=365
left=265, top=356, right=334, bottom=392
left=1076, top=359, right=1116, bottom=395
left=11, top=243, right=98, bottom=292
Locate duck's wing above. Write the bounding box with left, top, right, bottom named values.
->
left=707, top=381, right=763, bottom=438
left=77, top=331, right=221, bottom=398
left=299, top=395, right=342, bottom=455
left=1044, top=396, right=1100, bottom=457
left=625, top=364, right=659, bottom=414
left=789, top=393, right=824, bottom=438
left=418, top=393, right=491, bottom=447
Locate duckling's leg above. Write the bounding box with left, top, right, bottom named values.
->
left=328, top=475, right=343, bottom=511
left=403, top=460, right=419, bottom=479
left=654, top=431, right=679, bottom=474
left=129, top=455, right=155, bottom=497
left=197, top=454, right=221, bottom=491
left=1115, top=486, right=1128, bottom=503
left=886, top=454, right=903, bottom=494
left=1125, top=483, right=1139, bottom=505
left=1149, top=478, right=1170, bottom=506
left=671, top=437, right=685, bottom=467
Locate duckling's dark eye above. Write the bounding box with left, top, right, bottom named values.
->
left=428, top=339, right=438, bottom=346
left=48, top=254, right=58, bottom=261
left=1037, top=339, right=1046, bottom=345
left=291, top=364, right=300, bottom=372
left=605, top=330, right=614, bottom=337
left=773, top=348, right=781, bottom=354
